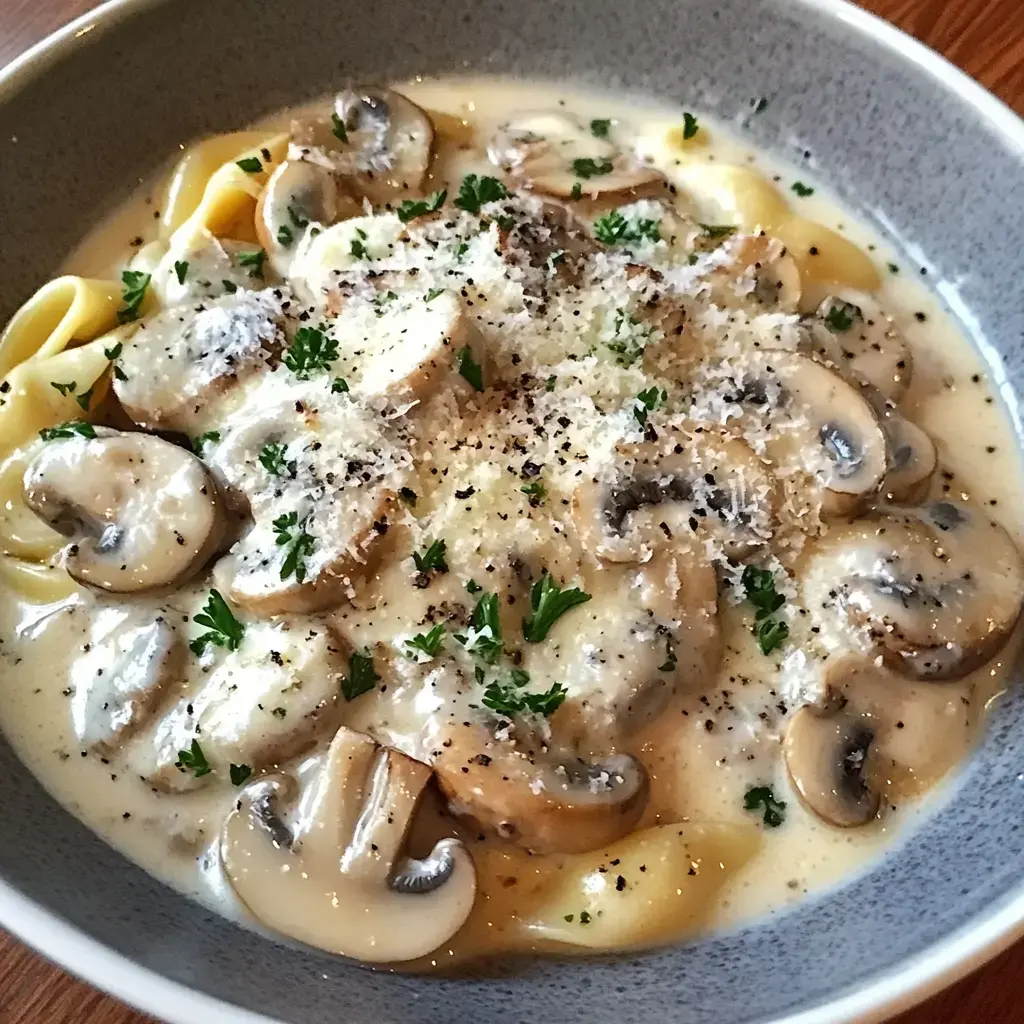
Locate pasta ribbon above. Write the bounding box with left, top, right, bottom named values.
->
left=0, top=556, right=78, bottom=604
left=165, top=132, right=289, bottom=244
left=0, top=447, right=64, bottom=560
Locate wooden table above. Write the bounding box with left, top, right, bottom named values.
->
left=2, top=0, right=1024, bottom=1021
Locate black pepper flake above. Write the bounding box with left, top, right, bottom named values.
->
left=454, top=486, right=476, bottom=499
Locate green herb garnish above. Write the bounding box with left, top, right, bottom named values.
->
left=174, top=260, right=189, bottom=285
left=682, top=112, right=699, bottom=140
left=412, top=538, right=448, bottom=574
left=454, top=174, right=508, bottom=214
left=700, top=223, right=737, bottom=239
left=39, top=421, right=96, bottom=441
left=277, top=224, right=294, bottom=247
left=397, top=189, right=447, bottom=224
left=523, top=572, right=591, bottom=643
left=331, top=112, right=349, bottom=143
left=405, top=623, right=446, bottom=659
left=791, top=181, right=815, bottom=197
left=103, top=342, right=122, bottom=361
left=744, top=785, right=787, bottom=827
left=572, top=157, right=613, bottom=179
left=755, top=619, right=789, bottom=655
left=188, top=589, right=245, bottom=657
left=331, top=377, right=349, bottom=394
left=229, top=764, right=252, bottom=786
left=273, top=511, right=315, bottom=583
left=236, top=156, right=263, bottom=173
left=590, top=118, right=611, bottom=138
left=283, top=325, right=338, bottom=379
left=741, top=564, right=789, bottom=655
left=570, top=182, right=583, bottom=200
left=342, top=649, right=379, bottom=701
left=521, top=480, right=546, bottom=506
left=456, top=346, right=484, bottom=391
left=456, top=591, right=503, bottom=665
left=191, top=430, right=220, bottom=455
left=579, top=910, right=592, bottom=925
left=350, top=227, right=369, bottom=261
left=825, top=304, right=856, bottom=332
left=481, top=668, right=567, bottom=719
left=50, top=381, right=76, bottom=397
left=176, top=739, right=211, bottom=778
left=258, top=442, right=289, bottom=476
left=592, top=209, right=660, bottom=247
left=237, top=249, right=267, bottom=279
left=117, top=270, right=151, bottom=324
left=425, top=287, right=445, bottom=303
left=75, top=387, right=95, bottom=411
left=465, top=579, right=482, bottom=594
left=222, top=280, right=238, bottom=294
left=633, top=386, right=666, bottom=426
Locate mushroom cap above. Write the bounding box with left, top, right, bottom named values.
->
left=740, top=350, right=888, bottom=517
left=573, top=427, right=778, bottom=562
left=490, top=110, right=664, bottom=201
left=879, top=411, right=936, bottom=504
left=434, top=721, right=649, bottom=854
left=706, top=233, right=802, bottom=314
left=221, top=726, right=476, bottom=961
left=802, top=501, right=1024, bottom=680
left=783, top=694, right=881, bottom=828
left=497, top=200, right=599, bottom=294
left=290, top=88, right=434, bottom=205
left=24, top=428, right=224, bottom=592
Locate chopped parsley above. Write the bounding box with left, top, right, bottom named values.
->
left=606, top=310, right=648, bottom=367
left=396, top=189, right=447, bottom=224
left=103, top=342, right=122, bottom=361
left=116, top=270, right=151, bottom=324
left=572, top=157, right=613, bottom=179
left=523, top=572, right=591, bottom=643
left=272, top=511, right=315, bottom=583
left=191, top=430, right=220, bottom=455
left=222, top=280, right=238, bottom=294
left=73, top=386, right=94, bottom=411
left=454, top=174, right=508, bottom=214
left=412, top=538, right=448, bottom=574
left=342, top=649, right=379, bottom=701
left=173, top=260, right=189, bottom=285
left=237, top=249, right=267, bottom=279
left=235, top=156, right=263, bottom=173
left=399, top=486, right=418, bottom=507
left=633, top=386, right=666, bottom=426
left=579, top=910, right=592, bottom=925
left=744, top=785, right=787, bottom=827
left=405, top=623, right=446, bottom=659
left=271, top=707, right=287, bottom=719
left=283, top=324, right=338, bottom=379
left=570, top=182, right=583, bottom=200
left=456, top=346, right=484, bottom=391
left=700, top=223, right=737, bottom=239
left=425, top=287, right=445, bottom=303
left=481, top=668, right=567, bottom=719
left=39, top=421, right=96, bottom=441
left=521, top=480, right=546, bottom=506
left=825, top=303, right=856, bottom=332
left=682, top=112, right=699, bottom=140
left=258, top=442, right=290, bottom=476
left=592, top=209, right=660, bottom=247
left=465, top=579, right=482, bottom=594
left=791, top=181, right=815, bottom=197
left=590, top=118, right=612, bottom=138
left=456, top=591, right=503, bottom=665
left=742, top=564, right=789, bottom=655
left=545, top=375, right=556, bottom=392
left=288, top=205, right=310, bottom=229
left=50, top=381, right=76, bottom=397
left=331, top=377, right=349, bottom=394
left=176, top=739, right=211, bottom=778
left=331, top=112, right=349, bottom=143
left=372, top=290, right=399, bottom=315
left=229, top=764, right=252, bottom=786
left=350, top=228, right=370, bottom=260
left=277, top=224, right=294, bottom=247
left=188, top=589, right=245, bottom=657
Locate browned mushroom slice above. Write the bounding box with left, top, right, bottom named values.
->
left=706, top=234, right=801, bottom=314
left=290, top=88, right=434, bottom=205
left=434, top=720, right=648, bottom=854
left=802, top=501, right=1024, bottom=680
left=879, top=410, right=937, bottom=503
left=739, top=351, right=888, bottom=517
left=221, top=726, right=476, bottom=960
left=23, top=428, right=224, bottom=592
left=113, top=290, right=282, bottom=433
left=490, top=111, right=663, bottom=201
left=497, top=201, right=598, bottom=292
left=573, top=427, right=778, bottom=562
left=783, top=691, right=881, bottom=828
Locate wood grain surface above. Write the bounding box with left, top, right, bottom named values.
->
left=2, top=1, right=1024, bottom=1022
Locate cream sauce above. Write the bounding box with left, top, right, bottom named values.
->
left=4, top=76, right=1023, bottom=967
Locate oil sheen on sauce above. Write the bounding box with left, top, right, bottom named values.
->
left=3, top=76, right=1023, bottom=969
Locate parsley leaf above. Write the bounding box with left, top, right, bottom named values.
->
left=755, top=618, right=789, bottom=655
left=103, top=342, right=123, bottom=361
left=633, top=386, right=666, bottom=426
left=222, top=280, right=238, bottom=294
left=191, top=430, right=220, bottom=455
left=259, top=442, right=289, bottom=476
left=117, top=270, right=151, bottom=324
left=545, top=375, right=556, bottom=392
left=237, top=249, right=267, bottom=279
left=465, top=579, right=482, bottom=594
left=277, top=224, right=294, bottom=247
left=174, top=260, right=189, bottom=285
left=229, top=763, right=252, bottom=786
left=590, top=118, right=612, bottom=138
left=744, top=785, right=787, bottom=827
left=523, top=572, right=592, bottom=643
left=331, top=112, right=349, bottom=143
left=283, top=325, right=337, bottom=379
left=75, top=386, right=95, bottom=411
left=405, top=623, right=446, bottom=659
left=397, top=189, right=447, bottom=224
left=572, top=157, right=613, bottom=179
left=331, top=377, right=349, bottom=394
left=570, top=182, right=583, bottom=200
left=791, top=181, right=815, bottom=197
left=188, top=589, right=245, bottom=657
left=592, top=209, right=660, bottom=247
left=742, top=565, right=789, bottom=656
left=342, top=649, right=379, bottom=701
left=39, top=421, right=96, bottom=441
left=177, top=739, right=211, bottom=777
left=273, top=511, right=316, bottom=582
left=456, top=346, right=484, bottom=391
left=454, top=174, right=508, bottom=214
left=825, top=303, right=857, bottom=332
left=236, top=156, right=263, bottom=173
left=455, top=591, right=503, bottom=665
left=481, top=668, right=567, bottom=719
left=425, top=287, right=445, bottom=303
left=700, top=223, right=737, bottom=239
left=50, top=381, right=76, bottom=397
left=350, top=228, right=369, bottom=260
left=412, top=538, right=448, bottom=574
left=521, top=480, right=546, bottom=506
left=682, top=112, right=699, bottom=140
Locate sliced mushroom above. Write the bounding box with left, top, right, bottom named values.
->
left=290, top=88, right=434, bottom=205
left=573, top=427, right=778, bottom=562
left=497, top=201, right=598, bottom=294
left=802, top=501, right=1024, bottom=680
left=69, top=608, right=183, bottom=753
left=738, top=350, right=888, bottom=516
left=783, top=690, right=881, bottom=827
left=113, top=289, right=283, bottom=433
left=221, top=725, right=476, bottom=961
left=23, top=428, right=224, bottom=592
left=879, top=409, right=936, bottom=503
left=154, top=229, right=275, bottom=306
left=434, top=721, right=648, bottom=854
left=803, top=294, right=912, bottom=404
left=706, top=233, right=801, bottom=314
left=490, top=111, right=663, bottom=201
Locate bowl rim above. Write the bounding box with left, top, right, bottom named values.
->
left=2, top=0, right=1024, bottom=1021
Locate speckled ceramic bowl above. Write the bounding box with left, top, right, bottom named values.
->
left=2, top=1, right=1024, bottom=1021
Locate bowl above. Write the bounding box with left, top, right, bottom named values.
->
left=2, top=0, right=1024, bottom=1021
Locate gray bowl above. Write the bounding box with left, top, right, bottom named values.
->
left=2, top=0, right=1024, bottom=1021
